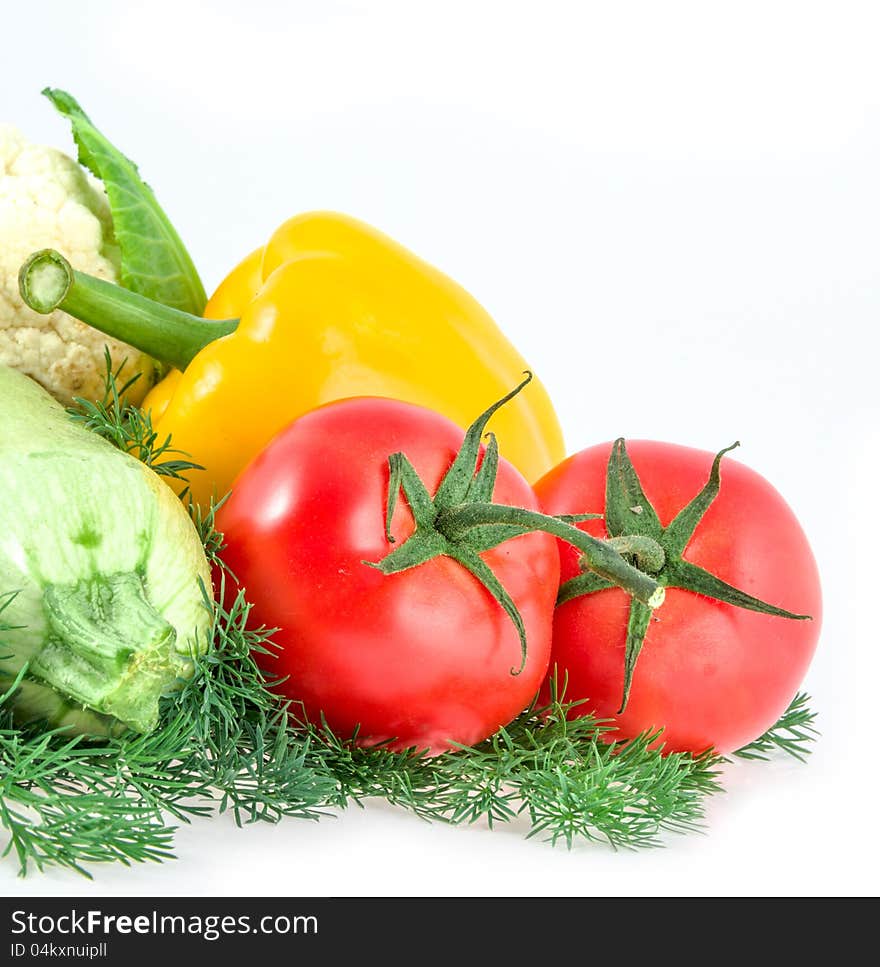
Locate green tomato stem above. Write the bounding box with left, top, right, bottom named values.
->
left=19, top=249, right=237, bottom=371
left=437, top=502, right=665, bottom=609
left=604, top=535, right=666, bottom=574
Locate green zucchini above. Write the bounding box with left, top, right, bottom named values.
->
left=0, top=365, right=211, bottom=735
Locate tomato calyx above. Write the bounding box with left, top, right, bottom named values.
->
left=364, top=376, right=666, bottom=676
left=558, top=438, right=813, bottom=713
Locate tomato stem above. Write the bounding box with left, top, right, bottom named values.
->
left=559, top=437, right=813, bottom=713
left=436, top=503, right=665, bottom=608
left=369, top=377, right=666, bottom=678
left=604, top=535, right=666, bottom=574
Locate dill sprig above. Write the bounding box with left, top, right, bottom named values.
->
left=67, top=350, right=202, bottom=482
left=733, top=692, right=819, bottom=762
left=306, top=695, right=723, bottom=849
left=0, top=364, right=819, bottom=876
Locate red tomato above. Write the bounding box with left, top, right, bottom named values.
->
left=216, top=397, right=559, bottom=753
left=534, top=441, right=822, bottom=755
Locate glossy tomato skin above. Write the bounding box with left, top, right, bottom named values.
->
left=534, top=441, right=822, bottom=754
left=215, top=397, right=559, bottom=754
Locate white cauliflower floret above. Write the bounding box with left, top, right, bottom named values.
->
left=0, top=125, right=159, bottom=404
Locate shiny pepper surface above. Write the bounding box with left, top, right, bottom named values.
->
left=142, top=212, right=565, bottom=505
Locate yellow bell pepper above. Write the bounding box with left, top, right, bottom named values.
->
left=20, top=213, right=565, bottom=506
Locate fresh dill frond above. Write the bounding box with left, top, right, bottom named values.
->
left=173, top=577, right=337, bottom=825
left=0, top=722, right=179, bottom=877
left=302, top=698, right=723, bottom=850
left=733, top=693, right=819, bottom=762
left=67, top=350, right=202, bottom=482
left=446, top=706, right=721, bottom=849
left=188, top=497, right=229, bottom=570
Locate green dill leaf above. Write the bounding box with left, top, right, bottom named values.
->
left=733, top=693, right=819, bottom=762
left=67, top=349, right=202, bottom=483
left=297, top=695, right=725, bottom=851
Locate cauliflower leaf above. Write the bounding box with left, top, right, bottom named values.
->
left=43, top=88, right=206, bottom=316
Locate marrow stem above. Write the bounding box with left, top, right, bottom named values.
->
left=33, top=572, right=179, bottom=734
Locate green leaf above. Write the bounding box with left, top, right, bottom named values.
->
left=376, top=452, right=437, bottom=547
left=734, top=693, right=818, bottom=761
left=434, top=373, right=532, bottom=510
left=557, top=572, right=614, bottom=605
left=466, top=432, right=499, bottom=503
left=392, top=452, right=436, bottom=527
left=363, top=530, right=448, bottom=575
left=44, top=88, right=207, bottom=315
left=464, top=523, right=532, bottom=553
left=620, top=600, right=653, bottom=712
left=665, top=559, right=811, bottom=620
left=604, top=439, right=663, bottom=540
left=447, top=544, right=528, bottom=675
left=663, top=442, right=740, bottom=557
left=68, top=350, right=203, bottom=482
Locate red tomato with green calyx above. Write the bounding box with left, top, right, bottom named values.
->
left=535, top=439, right=821, bottom=755
left=215, top=393, right=561, bottom=754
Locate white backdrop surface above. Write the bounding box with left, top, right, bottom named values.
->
left=1, top=0, right=877, bottom=897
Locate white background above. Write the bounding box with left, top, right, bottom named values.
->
left=1, top=0, right=877, bottom=897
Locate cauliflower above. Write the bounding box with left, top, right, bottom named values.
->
left=0, top=125, right=159, bottom=405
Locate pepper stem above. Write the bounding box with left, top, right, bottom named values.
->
left=19, top=249, right=238, bottom=371
left=31, top=572, right=182, bottom=734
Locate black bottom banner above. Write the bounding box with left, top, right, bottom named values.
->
left=1, top=899, right=343, bottom=960
left=0, top=894, right=848, bottom=962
